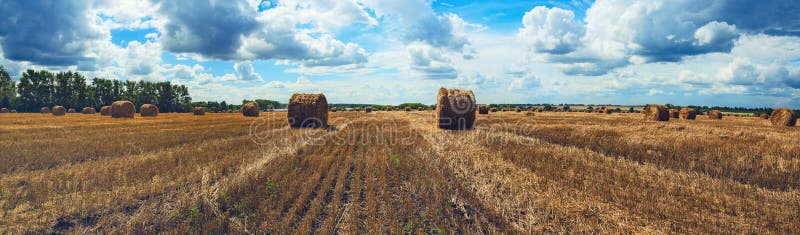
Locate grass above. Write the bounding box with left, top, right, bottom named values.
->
left=0, top=111, right=798, bottom=233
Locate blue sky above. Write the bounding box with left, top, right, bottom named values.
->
left=1, top=0, right=799, bottom=107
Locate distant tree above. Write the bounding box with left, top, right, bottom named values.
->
left=0, top=66, right=16, bottom=108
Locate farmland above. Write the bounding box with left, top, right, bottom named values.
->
left=1, top=111, right=799, bottom=233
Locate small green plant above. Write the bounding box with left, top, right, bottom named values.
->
left=389, top=152, right=401, bottom=166
left=186, top=205, right=201, bottom=223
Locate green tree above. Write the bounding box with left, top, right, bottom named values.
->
left=0, top=66, right=16, bottom=108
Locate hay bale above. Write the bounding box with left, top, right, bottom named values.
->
left=668, top=109, right=679, bottom=118
left=603, top=108, right=612, bottom=114
left=769, top=108, right=797, bottom=127
left=478, top=105, right=489, bottom=114
left=536, top=108, right=543, bottom=112
left=679, top=108, right=697, bottom=120
left=490, top=108, right=498, bottom=112
left=760, top=113, right=769, bottom=119
left=516, top=108, right=522, bottom=112
left=140, top=104, right=158, bottom=117
left=193, top=107, right=206, bottom=115
left=642, top=104, right=669, bottom=121
left=9, top=110, right=16, bottom=113
left=40, top=107, right=51, bottom=114
left=287, top=93, right=328, bottom=128
left=52, top=106, right=66, bottom=116
left=418, top=107, right=425, bottom=111
left=100, top=106, right=112, bottom=116
left=1, top=108, right=9, bottom=113
left=330, top=107, right=338, bottom=112
left=405, top=107, right=411, bottom=112
left=242, top=102, right=260, bottom=117
left=435, top=87, right=476, bottom=130
left=67, top=108, right=76, bottom=113
left=111, top=101, right=135, bottom=118
left=707, top=110, right=723, bottom=120
left=365, top=107, right=373, bottom=113
left=526, top=112, right=535, bottom=116
left=81, top=107, right=96, bottom=114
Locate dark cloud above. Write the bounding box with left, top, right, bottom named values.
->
left=154, top=0, right=259, bottom=60
left=0, top=1, right=102, bottom=66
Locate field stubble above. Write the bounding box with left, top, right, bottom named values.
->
left=0, top=111, right=798, bottom=233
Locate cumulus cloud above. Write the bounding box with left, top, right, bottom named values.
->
left=518, top=6, right=584, bottom=54
left=0, top=1, right=105, bottom=66
left=407, top=43, right=457, bottom=79
left=233, top=61, right=264, bottom=82
left=521, top=0, right=800, bottom=76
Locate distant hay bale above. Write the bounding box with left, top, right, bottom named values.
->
left=405, top=107, right=411, bottom=112
left=418, top=107, right=425, bottom=111
left=584, top=109, right=591, bottom=113
left=707, top=110, right=723, bottom=120
left=330, top=107, right=337, bottom=112
left=365, top=107, right=373, bottom=113
left=490, top=108, right=498, bottom=112
left=668, top=109, right=679, bottom=118
left=536, top=108, right=543, bottom=112
left=516, top=108, right=522, bottom=112
left=435, top=87, right=476, bottom=130
left=242, top=102, right=260, bottom=117
left=67, top=108, right=76, bottom=113
left=10, top=110, right=16, bottom=113
left=526, top=112, right=535, bottom=116
left=100, top=106, right=111, bottom=116
left=1, top=108, right=9, bottom=113
left=140, top=104, right=159, bottom=117
left=478, top=105, right=489, bottom=114
left=40, top=107, right=50, bottom=114
left=760, top=113, right=769, bottom=119
left=111, top=101, right=135, bottom=118
left=287, top=93, right=328, bottom=128
left=679, top=108, right=697, bottom=120
left=81, top=107, right=96, bottom=114
left=501, top=108, right=508, bottom=112
left=193, top=107, right=205, bottom=115
left=52, top=106, right=66, bottom=116
left=769, top=108, right=797, bottom=127
left=642, top=104, right=669, bottom=121
left=603, top=108, right=612, bottom=114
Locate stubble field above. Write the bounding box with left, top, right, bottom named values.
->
left=1, top=111, right=799, bottom=234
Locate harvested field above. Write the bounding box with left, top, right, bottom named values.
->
left=1, top=111, right=798, bottom=234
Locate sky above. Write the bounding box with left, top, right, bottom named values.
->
left=1, top=0, right=799, bottom=107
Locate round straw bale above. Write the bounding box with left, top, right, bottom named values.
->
left=193, top=107, right=206, bottom=115
left=67, top=108, right=76, bottom=113
left=435, top=87, right=476, bottom=130
left=40, top=107, right=50, bottom=114
left=9, top=110, right=15, bottom=113
left=679, top=108, right=697, bottom=120
left=516, top=108, right=522, bottom=112
left=287, top=93, right=328, bottom=128
left=769, top=108, right=797, bottom=127
left=478, top=105, right=489, bottom=114
left=642, top=104, right=669, bottom=121
left=100, top=106, right=112, bottom=116
left=330, top=107, right=338, bottom=112
left=668, top=109, right=679, bottom=118
left=490, top=108, right=498, bottom=112
left=0, top=108, right=8, bottom=113
left=760, top=113, right=769, bottom=119
left=603, top=108, right=612, bottom=114
left=52, top=106, right=66, bottom=116
left=365, top=107, right=373, bottom=113
left=418, top=107, right=425, bottom=111
left=242, top=102, right=260, bottom=117
left=81, top=107, right=96, bottom=114
left=405, top=107, right=411, bottom=112
left=140, top=104, right=158, bottom=117
left=111, top=101, right=135, bottom=118
left=707, top=110, right=723, bottom=120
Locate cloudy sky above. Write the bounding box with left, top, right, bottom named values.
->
left=1, top=0, right=799, bottom=107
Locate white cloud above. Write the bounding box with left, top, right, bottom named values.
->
left=518, top=6, right=584, bottom=54
left=233, top=61, right=264, bottom=82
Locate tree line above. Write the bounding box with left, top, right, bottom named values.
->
left=0, top=66, right=192, bottom=112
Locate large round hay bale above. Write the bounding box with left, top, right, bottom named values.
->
left=111, top=101, right=135, bottom=118
left=536, top=108, right=543, bottom=112
left=330, top=107, right=337, bottom=112
left=435, top=87, right=476, bottom=130
left=478, top=105, right=489, bottom=115
left=52, top=106, right=66, bottom=116
left=0, top=108, right=8, bottom=113
left=287, top=93, right=328, bottom=128
left=707, top=110, right=723, bottom=120
left=760, top=113, right=769, bottom=119
left=100, top=106, right=112, bottom=116
left=602, top=108, right=612, bottom=114
left=193, top=107, right=206, bottom=115
left=81, top=107, right=96, bottom=114
left=365, top=107, right=373, bottom=113
left=769, top=108, right=797, bottom=127
left=668, top=109, right=679, bottom=118
left=140, top=104, right=158, bottom=117
left=242, top=102, right=259, bottom=117
left=405, top=107, right=411, bottom=112
left=490, top=108, right=498, bottom=112
left=642, top=104, right=669, bottom=121
left=67, top=108, right=76, bottom=113
left=679, top=108, right=697, bottom=120
left=40, top=107, right=51, bottom=114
